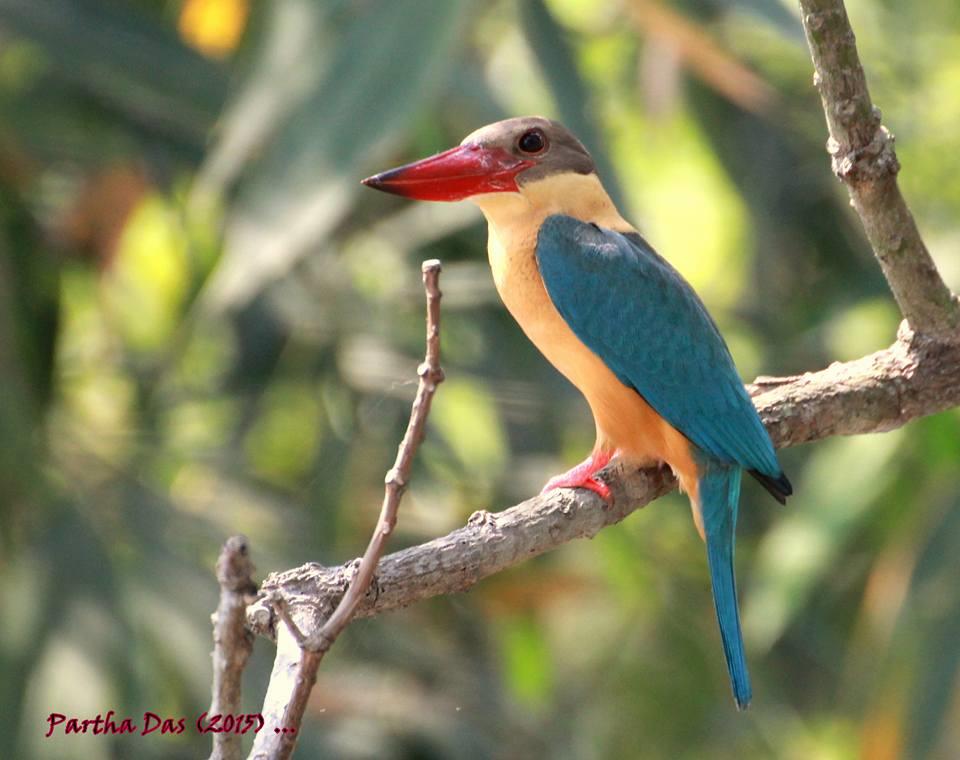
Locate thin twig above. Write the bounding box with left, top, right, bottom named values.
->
left=249, top=260, right=444, bottom=760
left=310, top=259, right=444, bottom=649
left=209, top=536, right=257, bottom=760
left=798, top=0, right=960, bottom=336
left=268, top=593, right=307, bottom=647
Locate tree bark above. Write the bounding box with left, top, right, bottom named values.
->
left=209, top=536, right=256, bottom=760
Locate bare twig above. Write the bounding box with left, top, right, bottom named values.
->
left=798, top=0, right=960, bottom=336
left=209, top=536, right=257, bottom=760
left=268, top=593, right=307, bottom=647
left=248, top=324, right=960, bottom=628
left=310, top=260, right=444, bottom=647
left=249, top=260, right=444, bottom=760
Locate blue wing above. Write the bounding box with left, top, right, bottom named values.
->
left=535, top=214, right=781, bottom=478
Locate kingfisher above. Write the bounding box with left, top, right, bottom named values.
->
left=363, top=116, right=791, bottom=709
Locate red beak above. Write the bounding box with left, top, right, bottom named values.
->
left=362, top=143, right=533, bottom=201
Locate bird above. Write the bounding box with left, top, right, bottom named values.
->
left=362, top=116, right=791, bottom=709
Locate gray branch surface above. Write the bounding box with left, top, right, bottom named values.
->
left=209, top=536, right=256, bottom=760
left=249, top=324, right=960, bottom=635
left=799, top=0, right=960, bottom=336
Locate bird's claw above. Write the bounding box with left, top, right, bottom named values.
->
left=541, top=474, right=613, bottom=502
left=540, top=450, right=615, bottom=503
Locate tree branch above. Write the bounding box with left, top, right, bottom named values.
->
left=209, top=536, right=257, bottom=760
left=248, top=323, right=960, bottom=634
left=248, top=260, right=445, bottom=760
left=798, top=0, right=960, bottom=336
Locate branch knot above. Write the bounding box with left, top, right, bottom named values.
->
left=385, top=467, right=406, bottom=488
left=830, top=123, right=899, bottom=184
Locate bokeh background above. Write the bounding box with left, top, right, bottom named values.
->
left=1, top=0, right=959, bottom=758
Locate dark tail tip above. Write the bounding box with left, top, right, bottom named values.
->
left=749, top=469, right=793, bottom=505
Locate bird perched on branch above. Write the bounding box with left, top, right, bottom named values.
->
left=363, top=116, right=791, bottom=709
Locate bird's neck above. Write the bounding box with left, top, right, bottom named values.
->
left=472, top=172, right=630, bottom=241
left=471, top=172, right=632, bottom=294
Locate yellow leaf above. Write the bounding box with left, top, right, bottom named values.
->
left=178, top=0, right=248, bottom=59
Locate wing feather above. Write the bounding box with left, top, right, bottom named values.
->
left=535, top=214, right=781, bottom=477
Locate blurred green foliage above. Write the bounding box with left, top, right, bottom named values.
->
left=0, top=0, right=958, bottom=758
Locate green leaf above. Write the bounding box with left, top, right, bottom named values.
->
left=202, top=0, right=474, bottom=311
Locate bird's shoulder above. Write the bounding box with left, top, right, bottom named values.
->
left=535, top=214, right=715, bottom=335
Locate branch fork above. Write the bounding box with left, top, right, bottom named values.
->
left=244, top=259, right=444, bottom=760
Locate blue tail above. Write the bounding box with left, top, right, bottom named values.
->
left=699, top=464, right=751, bottom=710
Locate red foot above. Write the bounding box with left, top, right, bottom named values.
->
left=541, top=450, right=614, bottom=502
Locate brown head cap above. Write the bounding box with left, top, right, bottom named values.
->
left=459, top=116, right=595, bottom=185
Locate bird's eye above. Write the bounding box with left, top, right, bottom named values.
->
left=517, top=129, right=547, bottom=154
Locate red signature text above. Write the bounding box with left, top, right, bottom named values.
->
left=196, top=711, right=265, bottom=735
left=44, top=711, right=267, bottom=738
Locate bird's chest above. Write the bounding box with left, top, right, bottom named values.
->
left=487, top=225, right=570, bottom=353
left=486, top=224, right=621, bottom=405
